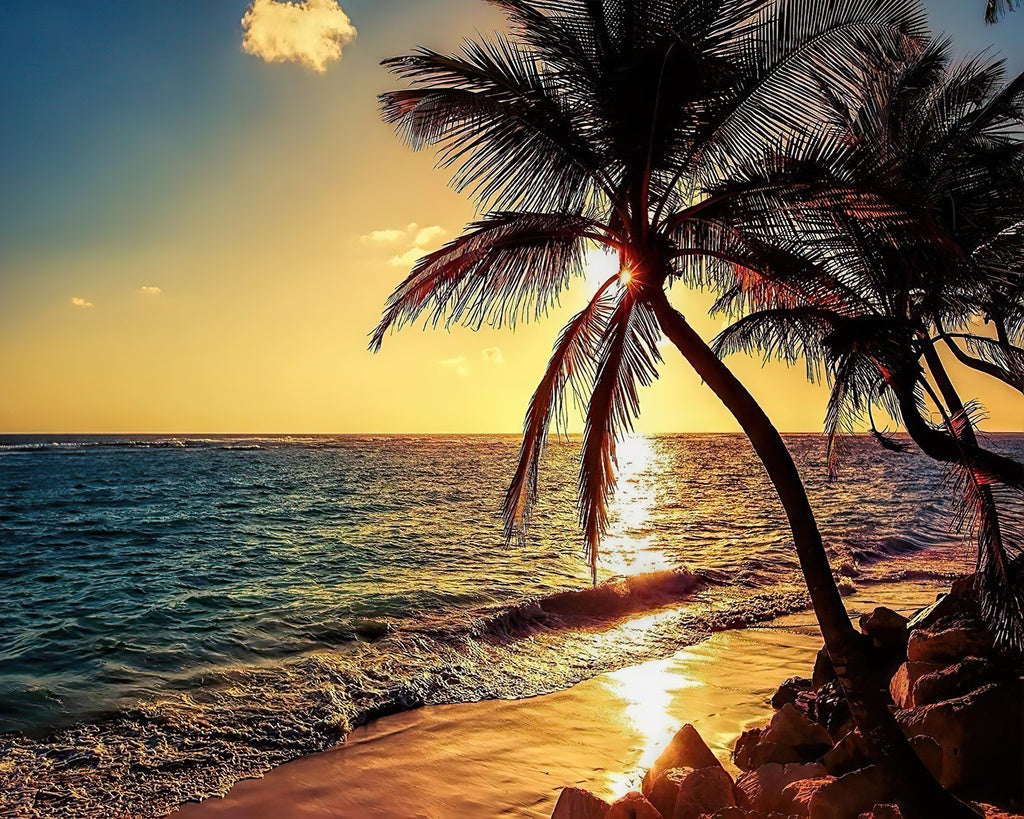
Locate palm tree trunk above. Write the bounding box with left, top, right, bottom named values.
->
left=648, top=288, right=979, bottom=819
left=920, top=338, right=1010, bottom=573
left=891, top=371, right=1024, bottom=488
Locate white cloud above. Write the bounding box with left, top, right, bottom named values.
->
left=481, top=347, right=504, bottom=364
left=71, top=297, right=94, bottom=309
left=139, top=286, right=162, bottom=296
left=376, top=223, right=448, bottom=268
left=413, top=225, right=447, bottom=248
left=440, top=356, right=470, bottom=377
left=360, top=228, right=406, bottom=244
left=241, top=0, right=357, bottom=73
left=389, top=247, right=426, bottom=268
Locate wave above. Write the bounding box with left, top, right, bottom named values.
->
left=466, top=568, right=721, bottom=640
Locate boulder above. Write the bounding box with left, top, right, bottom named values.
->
left=647, top=768, right=693, bottom=818
left=908, top=575, right=978, bottom=631
left=897, top=681, right=1023, bottom=797
left=736, top=762, right=829, bottom=813
left=822, top=729, right=870, bottom=777
left=605, top=791, right=661, bottom=819
left=672, top=766, right=739, bottom=819
left=889, top=661, right=942, bottom=709
left=807, top=765, right=891, bottom=819
left=733, top=705, right=833, bottom=770
left=812, top=681, right=854, bottom=740
left=906, top=625, right=994, bottom=666
left=858, top=806, right=903, bottom=819
left=908, top=734, right=942, bottom=781
left=912, top=656, right=1012, bottom=707
left=780, top=776, right=836, bottom=817
left=707, top=809, right=746, bottom=819
left=551, top=787, right=612, bottom=819
left=642, top=724, right=721, bottom=793
left=772, top=677, right=814, bottom=711
left=859, top=607, right=910, bottom=654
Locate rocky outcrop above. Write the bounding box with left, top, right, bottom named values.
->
left=552, top=787, right=612, bottom=818
left=605, top=791, right=661, bottom=819
left=737, top=762, right=829, bottom=812
left=641, top=724, right=721, bottom=792
left=733, top=705, right=833, bottom=770
left=551, top=579, right=1022, bottom=819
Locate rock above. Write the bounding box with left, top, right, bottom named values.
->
left=889, top=661, right=942, bottom=709
left=642, top=724, right=722, bottom=793
left=647, top=768, right=693, bottom=818
left=605, top=791, right=661, bottom=819
left=551, top=787, right=611, bottom=819
left=908, top=734, right=942, bottom=781
left=912, top=656, right=1012, bottom=707
left=772, top=677, right=814, bottom=711
left=858, top=806, right=903, bottom=819
left=812, top=648, right=837, bottom=690
left=672, top=766, right=739, bottom=819
left=897, top=681, right=1023, bottom=797
left=810, top=681, right=853, bottom=740
left=859, top=607, right=909, bottom=654
left=733, top=705, right=832, bottom=770
left=808, top=765, right=891, bottom=819
left=908, top=575, right=978, bottom=632
left=906, top=625, right=994, bottom=666
left=822, top=729, right=870, bottom=777
left=736, top=762, right=829, bottom=813
left=765, top=704, right=833, bottom=756
left=780, top=776, right=836, bottom=817
left=707, top=809, right=746, bottom=819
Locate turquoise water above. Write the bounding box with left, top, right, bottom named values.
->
left=1, top=433, right=1019, bottom=816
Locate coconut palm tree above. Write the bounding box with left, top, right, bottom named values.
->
left=987, top=0, right=1022, bottom=23
left=707, top=42, right=1024, bottom=648
left=370, top=1, right=975, bottom=814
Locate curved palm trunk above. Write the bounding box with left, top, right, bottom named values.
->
left=648, top=288, right=978, bottom=819
left=891, top=376, right=1024, bottom=488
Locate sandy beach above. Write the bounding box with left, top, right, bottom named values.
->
left=173, top=582, right=942, bottom=819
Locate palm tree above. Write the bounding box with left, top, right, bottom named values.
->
left=987, top=0, right=1022, bottom=23
left=708, top=41, right=1024, bottom=648
left=370, top=1, right=975, bottom=814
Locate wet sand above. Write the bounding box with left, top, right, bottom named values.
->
left=173, top=582, right=941, bottom=819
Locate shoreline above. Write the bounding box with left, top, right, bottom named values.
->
left=172, top=580, right=944, bottom=818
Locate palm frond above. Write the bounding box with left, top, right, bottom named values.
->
left=579, top=290, right=662, bottom=582
left=369, top=212, right=609, bottom=350
left=503, top=276, right=619, bottom=544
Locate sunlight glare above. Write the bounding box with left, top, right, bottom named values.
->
left=603, top=436, right=671, bottom=576
left=601, top=657, right=699, bottom=797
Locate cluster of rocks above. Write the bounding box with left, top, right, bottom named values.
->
left=550, top=577, right=1023, bottom=819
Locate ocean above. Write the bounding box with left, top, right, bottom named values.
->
left=1, top=432, right=1020, bottom=816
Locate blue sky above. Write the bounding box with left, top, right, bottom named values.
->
left=0, top=1, right=1021, bottom=433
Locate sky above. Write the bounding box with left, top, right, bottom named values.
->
left=0, top=0, right=1021, bottom=434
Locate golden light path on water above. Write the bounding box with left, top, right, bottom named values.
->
left=603, top=435, right=673, bottom=576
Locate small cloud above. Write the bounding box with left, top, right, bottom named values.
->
left=71, top=297, right=94, bottom=309
left=389, top=247, right=426, bottom=268
left=241, top=0, right=357, bottom=73
left=481, top=347, right=504, bottom=364
left=139, top=286, right=162, bottom=296
left=440, top=355, right=470, bottom=377
left=369, top=223, right=447, bottom=269
left=360, top=229, right=406, bottom=244
left=413, top=225, right=447, bottom=248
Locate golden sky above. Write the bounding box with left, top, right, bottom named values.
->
left=0, top=0, right=1020, bottom=434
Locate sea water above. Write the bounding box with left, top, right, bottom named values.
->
left=1, top=433, right=1020, bottom=815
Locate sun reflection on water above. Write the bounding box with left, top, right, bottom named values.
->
left=600, top=653, right=699, bottom=797
left=603, top=435, right=671, bottom=577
